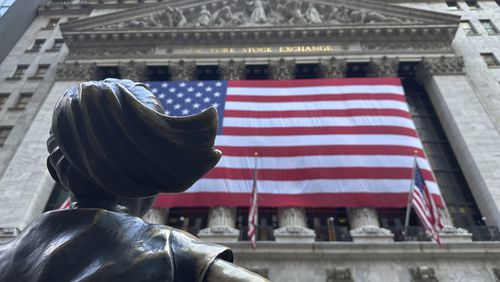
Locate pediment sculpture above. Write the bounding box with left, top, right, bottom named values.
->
left=96, top=0, right=419, bottom=30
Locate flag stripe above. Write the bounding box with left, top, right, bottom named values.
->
left=216, top=145, right=426, bottom=157
left=222, top=126, right=418, bottom=137
left=225, top=100, right=409, bottom=111
left=187, top=178, right=440, bottom=194
left=226, top=93, right=406, bottom=102
left=217, top=155, right=433, bottom=170
left=205, top=167, right=436, bottom=182
left=154, top=192, right=444, bottom=208
left=224, top=109, right=412, bottom=118
left=222, top=117, right=416, bottom=129
left=216, top=134, right=423, bottom=147
left=228, top=78, right=403, bottom=87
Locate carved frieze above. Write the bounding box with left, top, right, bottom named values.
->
left=118, top=61, right=148, bottom=82
left=269, top=58, right=296, bottom=80
left=409, top=266, right=438, bottom=282
left=69, top=46, right=154, bottom=59
left=326, top=268, right=354, bottom=282
left=319, top=57, right=347, bottom=78
left=415, top=56, right=465, bottom=84
left=361, top=42, right=452, bottom=52
left=56, top=61, right=97, bottom=81
left=219, top=60, right=246, bottom=80
left=94, top=0, right=419, bottom=30
left=367, top=56, right=399, bottom=77
left=169, top=60, right=196, bottom=80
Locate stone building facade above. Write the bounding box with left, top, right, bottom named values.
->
left=1, top=0, right=500, bottom=281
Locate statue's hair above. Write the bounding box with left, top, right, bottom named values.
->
left=47, top=79, right=221, bottom=200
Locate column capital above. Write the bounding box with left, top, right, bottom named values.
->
left=269, top=58, right=295, bottom=80
left=367, top=56, right=399, bottom=77
left=219, top=59, right=245, bottom=80
left=416, top=56, right=465, bottom=84
left=118, top=60, right=148, bottom=82
left=347, top=207, right=393, bottom=242
left=319, top=57, right=347, bottom=78
left=56, top=61, right=97, bottom=81
left=170, top=60, right=196, bottom=80
left=198, top=206, right=239, bottom=243
left=273, top=207, right=315, bottom=242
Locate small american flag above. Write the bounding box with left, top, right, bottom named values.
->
left=58, top=197, right=71, bottom=210
left=411, top=162, right=443, bottom=244
left=148, top=78, right=444, bottom=208
left=248, top=153, right=259, bottom=250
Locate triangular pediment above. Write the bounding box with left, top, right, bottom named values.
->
left=61, top=0, right=459, bottom=32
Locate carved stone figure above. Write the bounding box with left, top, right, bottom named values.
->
left=305, top=3, right=322, bottom=24
left=213, top=4, right=241, bottom=26
left=0, top=79, right=268, bottom=282
left=280, top=1, right=307, bottom=25
left=196, top=5, right=212, bottom=27
left=328, top=5, right=351, bottom=23
left=247, top=0, right=268, bottom=24
left=173, top=8, right=187, bottom=27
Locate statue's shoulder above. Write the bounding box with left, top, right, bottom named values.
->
left=166, top=227, right=234, bottom=282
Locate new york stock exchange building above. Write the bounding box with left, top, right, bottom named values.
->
left=1, top=0, right=500, bottom=281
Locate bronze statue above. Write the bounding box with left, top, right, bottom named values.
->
left=0, top=79, right=268, bottom=282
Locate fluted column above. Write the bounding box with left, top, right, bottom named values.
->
left=142, top=208, right=169, bottom=225
left=198, top=206, right=239, bottom=243
left=415, top=55, right=489, bottom=242
left=170, top=60, right=196, bottom=80
left=367, top=56, right=399, bottom=77
left=269, top=58, right=315, bottom=242
left=118, top=60, right=147, bottom=82
left=219, top=59, right=245, bottom=80
left=347, top=208, right=392, bottom=242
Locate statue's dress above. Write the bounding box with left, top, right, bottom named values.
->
left=0, top=209, right=232, bottom=282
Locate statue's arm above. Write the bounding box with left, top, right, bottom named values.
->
left=204, top=259, right=269, bottom=282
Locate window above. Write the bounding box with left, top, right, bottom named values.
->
left=0, top=0, right=15, bottom=17
left=0, top=126, right=12, bottom=146
left=0, top=93, right=8, bottom=109
left=10, top=93, right=32, bottom=111
left=30, top=65, right=50, bottom=79
left=446, top=0, right=460, bottom=10
left=48, top=39, right=64, bottom=51
left=26, top=39, right=45, bottom=52
left=481, top=53, right=500, bottom=67
left=460, top=20, right=477, bottom=35
left=8, top=65, right=28, bottom=79
left=96, top=66, right=120, bottom=80
left=147, top=66, right=171, bottom=81
left=67, top=17, right=79, bottom=22
left=45, top=18, right=60, bottom=29
left=245, top=65, right=270, bottom=80
left=480, top=20, right=499, bottom=35
left=465, top=0, right=480, bottom=9
left=195, top=65, right=220, bottom=80
left=295, top=64, right=320, bottom=79
left=345, top=63, right=368, bottom=78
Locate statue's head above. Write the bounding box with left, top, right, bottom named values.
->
left=47, top=79, right=221, bottom=216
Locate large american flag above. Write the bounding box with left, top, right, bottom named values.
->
left=149, top=78, right=444, bottom=208
left=411, top=162, right=443, bottom=243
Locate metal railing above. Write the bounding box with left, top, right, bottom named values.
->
left=391, top=226, right=432, bottom=242
left=239, top=226, right=275, bottom=241
left=314, top=226, right=352, bottom=242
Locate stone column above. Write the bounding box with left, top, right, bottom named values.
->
left=347, top=208, right=392, bottom=243
left=219, top=59, right=245, bottom=80
left=194, top=59, right=245, bottom=242
left=269, top=58, right=295, bottom=80
left=118, top=60, right=147, bottom=81
left=142, top=208, right=169, bottom=225
left=169, top=60, right=196, bottom=80
left=416, top=55, right=500, bottom=240
left=198, top=206, right=239, bottom=243
left=367, top=56, right=399, bottom=77
left=268, top=58, right=315, bottom=242
left=318, top=57, right=347, bottom=78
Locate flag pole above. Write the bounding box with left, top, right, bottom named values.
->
left=404, top=150, right=419, bottom=228
left=248, top=152, right=259, bottom=250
